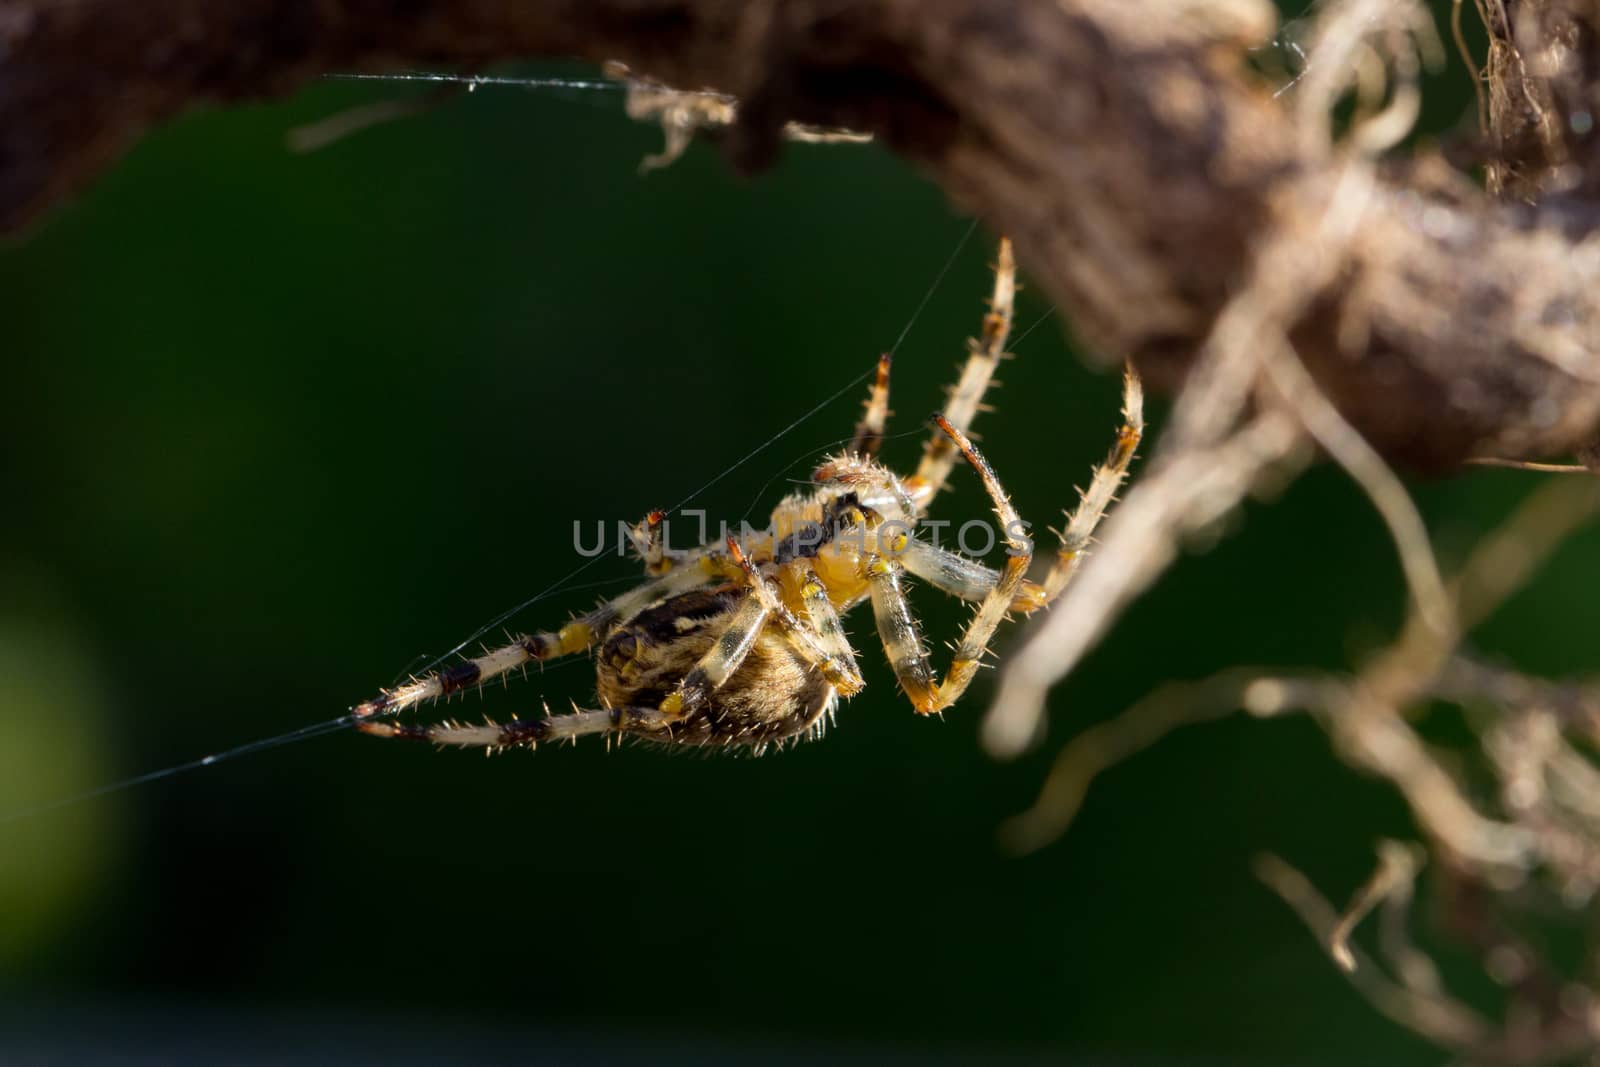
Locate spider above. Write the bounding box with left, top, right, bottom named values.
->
left=352, top=238, right=1143, bottom=752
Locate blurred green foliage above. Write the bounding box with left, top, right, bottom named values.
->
left=2, top=6, right=1597, bottom=1061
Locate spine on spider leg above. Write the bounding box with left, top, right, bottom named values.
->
left=1043, top=366, right=1145, bottom=599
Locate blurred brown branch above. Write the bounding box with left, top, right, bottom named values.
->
left=5, top=0, right=1600, bottom=471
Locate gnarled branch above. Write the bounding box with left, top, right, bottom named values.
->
left=3, top=0, right=1600, bottom=469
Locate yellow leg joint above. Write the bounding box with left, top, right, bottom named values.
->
left=557, top=622, right=593, bottom=654
left=1011, top=580, right=1050, bottom=614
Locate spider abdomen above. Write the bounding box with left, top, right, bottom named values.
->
left=596, top=587, right=834, bottom=746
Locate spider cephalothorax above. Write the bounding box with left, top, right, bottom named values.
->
left=353, top=239, right=1143, bottom=752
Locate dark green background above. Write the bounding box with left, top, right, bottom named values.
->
left=2, top=8, right=1594, bottom=1063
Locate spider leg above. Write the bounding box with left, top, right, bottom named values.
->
left=869, top=414, right=1032, bottom=714
left=1040, top=365, right=1144, bottom=599
left=351, top=563, right=710, bottom=721
left=905, top=237, right=1015, bottom=510
left=356, top=704, right=676, bottom=748
left=898, top=538, right=1050, bottom=614
left=626, top=511, right=731, bottom=578
left=626, top=509, right=673, bottom=575
left=865, top=555, right=937, bottom=710
left=658, top=589, right=770, bottom=721
left=847, top=352, right=893, bottom=458
left=896, top=369, right=1142, bottom=612
left=790, top=561, right=868, bottom=694
left=728, top=540, right=865, bottom=696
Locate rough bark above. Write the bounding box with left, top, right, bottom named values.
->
left=5, top=0, right=1600, bottom=470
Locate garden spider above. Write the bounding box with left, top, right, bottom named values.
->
left=353, top=238, right=1143, bottom=751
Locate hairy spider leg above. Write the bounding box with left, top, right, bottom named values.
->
left=354, top=704, right=679, bottom=748
left=869, top=413, right=1032, bottom=714
left=847, top=352, right=894, bottom=458
left=728, top=539, right=866, bottom=695
left=351, top=563, right=711, bottom=721
left=627, top=509, right=674, bottom=575
left=1041, top=365, right=1144, bottom=598
left=897, top=539, right=1050, bottom=613
left=657, top=592, right=771, bottom=720
left=906, top=236, right=1015, bottom=509
left=896, top=367, right=1144, bottom=611
left=626, top=511, right=739, bottom=579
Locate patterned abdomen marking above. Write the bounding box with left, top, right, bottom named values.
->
left=596, top=588, right=833, bottom=745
